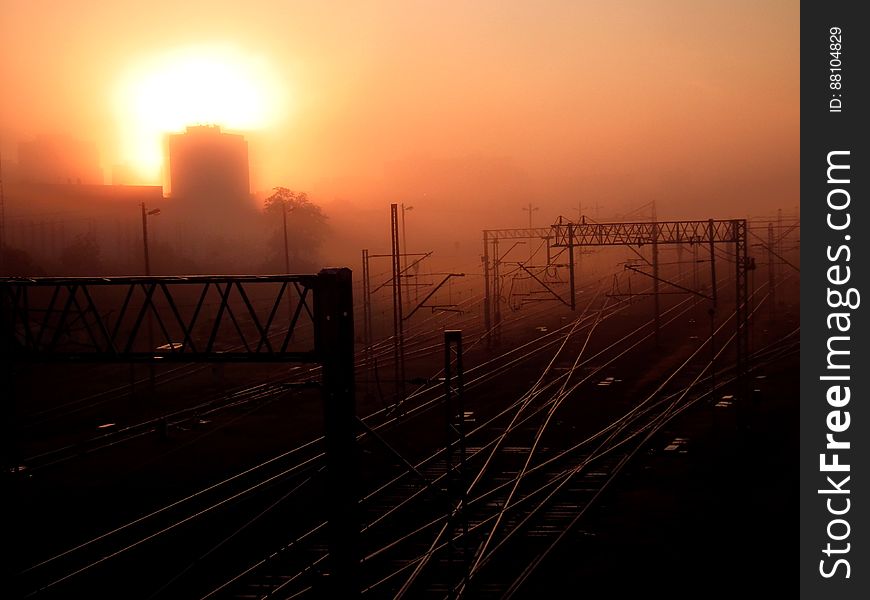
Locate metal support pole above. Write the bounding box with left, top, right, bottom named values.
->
left=747, top=219, right=754, bottom=365
left=315, top=268, right=358, bottom=598
left=362, top=249, right=373, bottom=391
left=735, top=224, right=744, bottom=404
left=444, top=330, right=467, bottom=594
left=676, top=237, right=684, bottom=279
left=483, top=231, right=491, bottom=348
left=777, top=208, right=783, bottom=302
left=492, top=238, right=501, bottom=344
left=1, top=357, right=15, bottom=474
left=734, top=220, right=749, bottom=404
left=652, top=220, right=661, bottom=346
left=708, top=219, right=717, bottom=393
left=390, top=204, right=406, bottom=406
left=568, top=223, right=576, bottom=311
left=0, top=151, right=5, bottom=272
left=522, top=203, right=537, bottom=261
left=401, top=203, right=409, bottom=312
left=768, top=223, right=775, bottom=324
left=362, top=249, right=371, bottom=348
left=401, top=202, right=411, bottom=313
left=692, top=241, right=699, bottom=314
left=400, top=204, right=419, bottom=309
left=708, top=219, right=718, bottom=308
left=577, top=203, right=584, bottom=286
left=141, top=203, right=151, bottom=276
left=709, top=306, right=716, bottom=393
left=141, top=203, right=155, bottom=389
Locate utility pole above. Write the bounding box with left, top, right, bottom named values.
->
left=0, top=151, right=6, bottom=272
left=141, top=203, right=154, bottom=276
left=522, top=203, right=538, bottom=262
left=483, top=231, right=491, bottom=348
left=777, top=207, right=783, bottom=307
left=141, top=203, right=160, bottom=390
left=522, top=202, right=538, bottom=230
left=568, top=222, right=576, bottom=310
left=492, top=238, right=501, bottom=343
left=576, top=201, right=583, bottom=286
left=282, top=201, right=290, bottom=273
left=141, top=203, right=162, bottom=275
left=361, top=249, right=371, bottom=348
left=692, top=240, right=700, bottom=316
left=444, top=330, right=467, bottom=592
left=390, top=204, right=406, bottom=408
left=708, top=219, right=717, bottom=393
left=734, top=219, right=750, bottom=411
left=361, top=249, right=373, bottom=393
left=589, top=200, right=602, bottom=220
left=652, top=201, right=660, bottom=346
left=708, top=219, right=718, bottom=309
left=768, top=222, right=776, bottom=324
left=676, top=235, right=684, bottom=279
left=401, top=204, right=415, bottom=308
left=315, top=268, right=359, bottom=597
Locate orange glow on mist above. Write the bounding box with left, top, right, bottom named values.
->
left=114, top=45, right=286, bottom=180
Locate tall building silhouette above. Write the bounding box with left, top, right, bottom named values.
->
left=166, top=125, right=257, bottom=262
left=168, top=125, right=250, bottom=204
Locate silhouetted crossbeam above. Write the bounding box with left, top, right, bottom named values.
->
left=550, top=218, right=741, bottom=247
left=0, top=274, right=322, bottom=362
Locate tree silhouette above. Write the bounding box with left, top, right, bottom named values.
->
left=60, top=233, right=103, bottom=275
left=0, top=245, right=45, bottom=276
left=262, top=187, right=328, bottom=272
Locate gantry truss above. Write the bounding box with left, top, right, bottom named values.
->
left=0, top=274, right=325, bottom=362
left=483, top=218, right=751, bottom=397
left=361, top=204, right=465, bottom=409
left=1, top=270, right=359, bottom=597
left=550, top=217, right=743, bottom=247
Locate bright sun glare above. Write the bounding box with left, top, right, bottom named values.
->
left=115, top=45, right=284, bottom=180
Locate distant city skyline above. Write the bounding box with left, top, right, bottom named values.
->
left=1, top=1, right=798, bottom=220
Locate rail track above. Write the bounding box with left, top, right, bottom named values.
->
left=11, top=266, right=797, bottom=599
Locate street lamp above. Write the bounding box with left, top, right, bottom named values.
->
left=141, top=203, right=161, bottom=276
left=140, top=202, right=160, bottom=391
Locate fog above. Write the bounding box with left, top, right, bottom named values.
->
left=1, top=0, right=798, bottom=273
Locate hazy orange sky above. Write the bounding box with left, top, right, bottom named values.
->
left=1, top=0, right=798, bottom=223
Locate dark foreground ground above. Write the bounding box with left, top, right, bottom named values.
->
left=523, top=353, right=798, bottom=598
left=9, top=290, right=799, bottom=598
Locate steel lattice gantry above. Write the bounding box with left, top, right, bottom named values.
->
left=556, top=218, right=751, bottom=387
left=481, top=227, right=562, bottom=346
left=483, top=218, right=751, bottom=393
left=0, top=269, right=360, bottom=597
left=0, top=273, right=329, bottom=362
left=550, top=218, right=743, bottom=247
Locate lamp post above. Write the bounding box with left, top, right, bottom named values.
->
left=141, top=203, right=160, bottom=391
left=141, top=203, right=161, bottom=276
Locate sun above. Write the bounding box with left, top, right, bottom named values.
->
left=114, top=44, right=285, bottom=181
